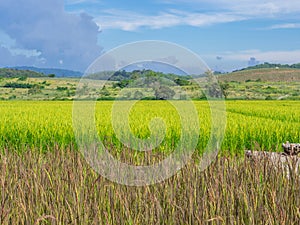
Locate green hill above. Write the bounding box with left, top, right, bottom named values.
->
left=234, top=62, right=300, bottom=71
left=0, top=68, right=45, bottom=78
left=11, top=66, right=83, bottom=77
left=218, top=68, right=300, bottom=82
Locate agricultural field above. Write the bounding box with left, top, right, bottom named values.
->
left=0, top=100, right=299, bottom=223
left=1, top=100, right=300, bottom=153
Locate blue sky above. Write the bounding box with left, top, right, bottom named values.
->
left=1, top=0, right=300, bottom=72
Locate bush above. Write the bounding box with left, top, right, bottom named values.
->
left=154, top=85, right=175, bottom=100
left=265, top=95, right=273, bottom=100
left=57, top=86, right=68, bottom=91
left=18, top=76, right=27, bottom=81
left=4, top=82, right=33, bottom=89
left=8, top=95, right=16, bottom=100
left=133, top=90, right=144, bottom=99
left=174, top=78, right=190, bottom=86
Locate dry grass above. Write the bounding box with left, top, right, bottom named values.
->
left=218, top=68, right=300, bottom=82
left=0, top=147, right=299, bottom=224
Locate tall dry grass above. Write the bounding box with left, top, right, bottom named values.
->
left=0, top=147, right=299, bottom=224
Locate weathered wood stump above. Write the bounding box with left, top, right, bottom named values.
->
left=282, top=141, right=300, bottom=156
left=245, top=142, right=300, bottom=179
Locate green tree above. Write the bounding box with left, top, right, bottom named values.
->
left=133, top=90, right=144, bottom=99
left=205, top=70, right=223, bottom=98
left=28, top=84, right=42, bottom=95
left=100, top=86, right=110, bottom=97
left=174, top=78, right=190, bottom=86
left=154, top=85, right=175, bottom=100
left=18, top=76, right=27, bottom=81
left=219, top=82, right=230, bottom=99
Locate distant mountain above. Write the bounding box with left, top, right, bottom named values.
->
left=10, top=66, right=83, bottom=77
left=123, top=61, right=187, bottom=75
left=0, top=68, right=45, bottom=78
left=233, top=62, right=300, bottom=72
left=86, top=69, right=192, bottom=85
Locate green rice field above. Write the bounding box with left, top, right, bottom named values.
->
left=1, top=100, right=299, bottom=154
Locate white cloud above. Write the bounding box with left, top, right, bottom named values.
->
left=268, top=23, right=300, bottom=29
left=216, top=49, right=300, bottom=64
left=95, top=9, right=245, bottom=31
left=184, top=1, right=299, bottom=10
left=202, top=49, right=300, bottom=71
left=0, top=31, right=41, bottom=57
left=0, top=0, right=102, bottom=70
left=94, top=0, right=300, bottom=31
left=64, top=0, right=98, bottom=5
left=160, top=0, right=300, bottom=17
left=96, top=10, right=179, bottom=31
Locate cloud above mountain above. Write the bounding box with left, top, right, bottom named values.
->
left=0, top=0, right=102, bottom=71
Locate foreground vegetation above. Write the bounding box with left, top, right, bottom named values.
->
left=1, top=99, right=299, bottom=224
left=0, top=148, right=299, bottom=224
